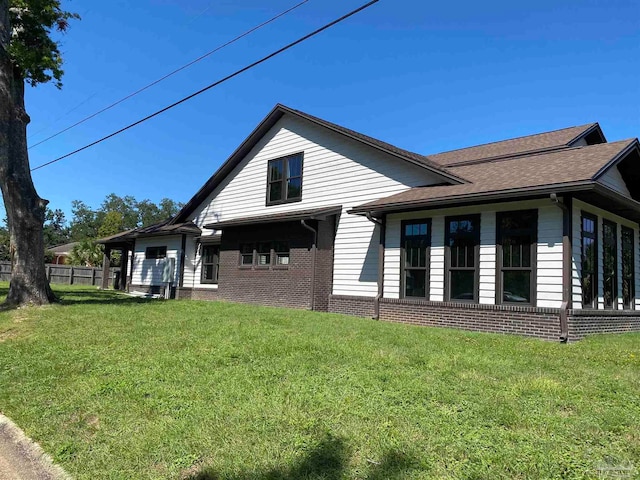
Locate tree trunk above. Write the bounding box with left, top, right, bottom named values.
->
left=0, top=2, right=56, bottom=305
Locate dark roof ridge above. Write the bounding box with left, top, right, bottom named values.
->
left=427, top=122, right=598, bottom=161
left=445, top=138, right=635, bottom=170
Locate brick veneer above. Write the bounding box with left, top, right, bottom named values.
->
left=567, top=310, right=640, bottom=340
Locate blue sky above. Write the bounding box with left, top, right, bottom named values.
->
left=18, top=0, right=640, bottom=221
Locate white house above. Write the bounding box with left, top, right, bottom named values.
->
left=100, top=104, right=640, bottom=341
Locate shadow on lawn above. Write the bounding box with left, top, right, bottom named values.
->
left=57, top=290, right=156, bottom=307
left=186, top=435, right=416, bottom=480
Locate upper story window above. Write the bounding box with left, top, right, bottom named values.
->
left=401, top=220, right=431, bottom=298
left=497, top=210, right=537, bottom=305
left=445, top=215, right=480, bottom=302
left=145, top=246, right=167, bottom=260
left=581, top=212, right=598, bottom=308
left=267, top=153, right=303, bottom=205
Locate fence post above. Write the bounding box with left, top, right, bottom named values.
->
left=69, top=266, right=74, bottom=285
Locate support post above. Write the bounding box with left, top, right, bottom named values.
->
left=366, top=212, right=384, bottom=320
left=551, top=193, right=572, bottom=342
left=101, top=247, right=111, bottom=290
left=119, top=248, right=128, bottom=291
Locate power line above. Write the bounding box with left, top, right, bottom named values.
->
left=31, top=0, right=379, bottom=172
left=28, top=0, right=310, bottom=150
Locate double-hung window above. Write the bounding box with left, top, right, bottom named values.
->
left=267, top=153, right=303, bottom=205
left=621, top=226, right=635, bottom=309
left=581, top=213, right=598, bottom=308
left=497, top=210, right=537, bottom=304
left=401, top=220, right=431, bottom=298
left=240, top=244, right=254, bottom=266
left=603, top=220, right=618, bottom=309
left=257, top=242, right=271, bottom=266
left=201, top=245, right=219, bottom=284
left=445, top=215, right=480, bottom=302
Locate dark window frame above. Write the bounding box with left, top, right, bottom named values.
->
left=602, top=219, right=618, bottom=310
left=445, top=214, right=481, bottom=303
left=145, top=246, right=167, bottom=260
left=200, top=244, right=220, bottom=284
left=266, top=153, right=304, bottom=206
left=256, top=242, right=272, bottom=268
left=239, top=243, right=254, bottom=267
left=273, top=241, right=290, bottom=268
left=400, top=219, right=432, bottom=299
left=496, top=210, right=538, bottom=306
left=580, top=211, right=598, bottom=309
left=621, top=226, right=635, bottom=310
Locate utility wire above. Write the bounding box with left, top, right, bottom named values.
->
left=31, top=0, right=379, bottom=172
left=28, top=0, right=310, bottom=150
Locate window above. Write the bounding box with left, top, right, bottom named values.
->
left=603, top=220, right=618, bottom=309
left=145, top=246, right=167, bottom=260
left=497, top=210, right=537, bottom=304
left=622, top=226, right=635, bottom=309
left=267, top=153, right=303, bottom=205
left=240, top=244, right=253, bottom=266
left=257, top=242, right=271, bottom=266
left=401, top=220, right=431, bottom=298
left=201, top=245, right=219, bottom=284
left=581, top=213, right=597, bottom=308
left=446, top=215, right=480, bottom=302
left=274, top=242, right=290, bottom=266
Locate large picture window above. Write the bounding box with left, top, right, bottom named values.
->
left=497, top=210, right=537, bottom=304
left=581, top=213, right=598, bottom=308
left=621, top=226, right=635, bottom=309
left=267, top=153, right=303, bottom=205
left=445, top=215, right=480, bottom=302
left=201, top=245, right=219, bottom=284
left=401, top=220, right=431, bottom=298
left=603, top=220, right=618, bottom=309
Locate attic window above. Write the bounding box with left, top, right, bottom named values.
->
left=145, top=246, right=167, bottom=260
left=267, top=153, right=303, bottom=205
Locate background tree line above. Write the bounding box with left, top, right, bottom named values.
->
left=0, top=194, right=182, bottom=265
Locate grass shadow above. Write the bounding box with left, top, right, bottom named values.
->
left=57, top=290, right=158, bottom=307
left=185, top=434, right=417, bottom=480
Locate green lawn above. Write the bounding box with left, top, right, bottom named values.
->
left=0, top=284, right=638, bottom=479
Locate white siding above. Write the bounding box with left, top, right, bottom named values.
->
left=188, top=115, right=443, bottom=296
left=598, top=166, right=630, bottom=196
left=131, top=236, right=182, bottom=287
left=384, top=199, right=564, bottom=308
left=571, top=199, right=640, bottom=310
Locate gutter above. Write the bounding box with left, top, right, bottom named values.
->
left=300, top=220, right=317, bottom=311
left=366, top=212, right=385, bottom=320
left=551, top=193, right=572, bottom=342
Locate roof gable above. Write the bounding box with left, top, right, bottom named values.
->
left=172, top=104, right=466, bottom=223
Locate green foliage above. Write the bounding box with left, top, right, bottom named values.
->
left=0, top=225, right=9, bottom=261
left=7, top=0, right=80, bottom=88
left=0, top=285, right=638, bottom=479
left=97, top=211, right=124, bottom=238
left=66, top=239, right=102, bottom=267
left=43, top=207, right=70, bottom=247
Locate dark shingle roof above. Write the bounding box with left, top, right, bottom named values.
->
left=427, top=123, right=600, bottom=166
left=352, top=139, right=638, bottom=213
left=97, top=220, right=201, bottom=245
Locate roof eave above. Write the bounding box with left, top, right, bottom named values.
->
left=348, top=181, right=597, bottom=216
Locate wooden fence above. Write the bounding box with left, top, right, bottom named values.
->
left=0, top=262, right=119, bottom=287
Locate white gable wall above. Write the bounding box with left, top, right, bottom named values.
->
left=384, top=199, right=564, bottom=308
left=598, top=166, right=630, bottom=196
left=187, top=115, right=444, bottom=296
left=131, top=235, right=182, bottom=287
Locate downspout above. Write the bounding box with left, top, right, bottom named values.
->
left=551, top=193, right=572, bottom=342
left=366, top=212, right=384, bottom=320
left=300, top=219, right=317, bottom=311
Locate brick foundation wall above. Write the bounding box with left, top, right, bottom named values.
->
left=329, top=295, right=376, bottom=318
left=568, top=310, right=640, bottom=340
left=176, top=287, right=219, bottom=301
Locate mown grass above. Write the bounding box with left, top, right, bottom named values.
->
left=0, top=284, right=638, bottom=479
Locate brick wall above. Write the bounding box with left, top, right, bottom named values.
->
left=176, top=287, right=219, bottom=301
left=313, top=216, right=336, bottom=312
left=568, top=310, right=640, bottom=340
left=329, top=295, right=376, bottom=318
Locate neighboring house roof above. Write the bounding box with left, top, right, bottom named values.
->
left=427, top=123, right=604, bottom=166
left=97, top=219, right=201, bottom=246
left=172, top=104, right=467, bottom=224
left=47, top=242, right=79, bottom=255
left=204, top=206, right=343, bottom=229
left=351, top=138, right=640, bottom=215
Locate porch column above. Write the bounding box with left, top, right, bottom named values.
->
left=101, top=247, right=111, bottom=290
left=118, top=248, right=128, bottom=291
